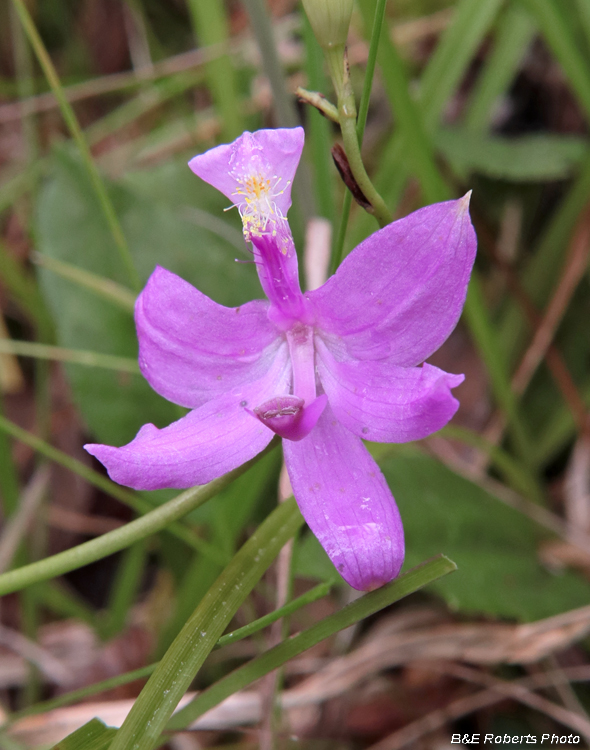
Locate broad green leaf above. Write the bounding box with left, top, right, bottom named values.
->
left=50, top=719, right=116, bottom=750
left=437, top=129, right=588, bottom=182
left=36, top=149, right=260, bottom=446
left=296, top=453, right=590, bottom=622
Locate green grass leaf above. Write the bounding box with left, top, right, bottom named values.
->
left=109, top=497, right=304, bottom=750
left=168, top=555, right=457, bottom=731
left=50, top=719, right=116, bottom=750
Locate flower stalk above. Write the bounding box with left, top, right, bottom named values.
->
left=333, top=49, right=392, bottom=227
left=302, top=4, right=393, bottom=228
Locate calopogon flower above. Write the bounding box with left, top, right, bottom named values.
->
left=85, top=127, right=476, bottom=591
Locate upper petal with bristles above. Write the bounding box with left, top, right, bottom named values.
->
left=189, top=128, right=304, bottom=220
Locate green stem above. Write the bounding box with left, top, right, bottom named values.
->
left=0, top=439, right=279, bottom=596
left=0, top=339, right=139, bottom=373
left=0, top=414, right=222, bottom=559
left=356, top=0, right=387, bottom=140
left=33, top=254, right=136, bottom=312
left=217, top=580, right=332, bottom=647
left=330, top=190, right=353, bottom=275
left=109, top=497, right=304, bottom=750
left=338, top=92, right=392, bottom=228
left=2, top=581, right=332, bottom=728
left=328, top=0, right=391, bottom=273
left=168, top=555, right=457, bottom=731
left=10, top=0, right=140, bottom=292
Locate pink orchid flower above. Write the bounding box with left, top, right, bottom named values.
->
left=86, top=127, right=476, bottom=591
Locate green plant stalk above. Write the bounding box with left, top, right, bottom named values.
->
left=168, top=555, right=457, bottom=731
left=34, top=253, right=136, bottom=312
left=419, top=0, right=506, bottom=134
left=356, top=0, right=387, bottom=138
left=330, top=190, right=353, bottom=275
left=9, top=2, right=38, bottom=171
left=100, top=539, right=148, bottom=640
left=0, top=339, right=140, bottom=373
left=85, top=72, right=205, bottom=149
left=521, top=0, right=590, bottom=121
left=302, top=16, right=336, bottom=224
left=353, top=0, right=503, bottom=216
left=357, top=0, right=450, bottom=206
left=32, top=580, right=96, bottom=627
left=0, top=414, right=223, bottom=560
left=0, top=398, right=20, bottom=517
left=109, top=497, right=304, bottom=750
left=329, top=0, right=391, bottom=272
left=0, top=439, right=279, bottom=596
left=576, top=0, right=590, bottom=52
left=186, top=0, right=243, bottom=141
left=464, top=276, right=534, bottom=466
left=10, top=0, right=140, bottom=292
left=215, top=580, right=333, bottom=649
left=334, top=50, right=392, bottom=228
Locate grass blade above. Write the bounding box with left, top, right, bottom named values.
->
left=465, top=3, right=536, bottom=133
left=0, top=413, right=225, bottom=560
left=10, top=0, right=140, bottom=291
left=168, top=555, right=457, bottom=731
left=109, top=497, right=304, bottom=750
left=0, top=340, right=140, bottom=373
left=33, top=254, right=136, bottom=313
left=521, top=0, right=590, bottom=121
left=420, top=0, right=506, bottom=132
left=186, top=0, right=243, bottom=141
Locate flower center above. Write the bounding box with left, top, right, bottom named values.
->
left=230, top=172, right=290, bottom=240
left=248, top=325, right=327, bottom=441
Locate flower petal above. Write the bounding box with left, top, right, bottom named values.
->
left=283, top=405, right=404, bottom=590
left=308, top=196, right=477, bottom=366
left=136, top=266, right=282, bottom=409
left=316, top=337, right=463, bottom=442
left=188, top=128, right=304, bottom=218
left=85, top=342, right=290, bottom=490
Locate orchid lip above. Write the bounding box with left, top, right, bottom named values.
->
left=248, top=394, right=328, bottom=441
